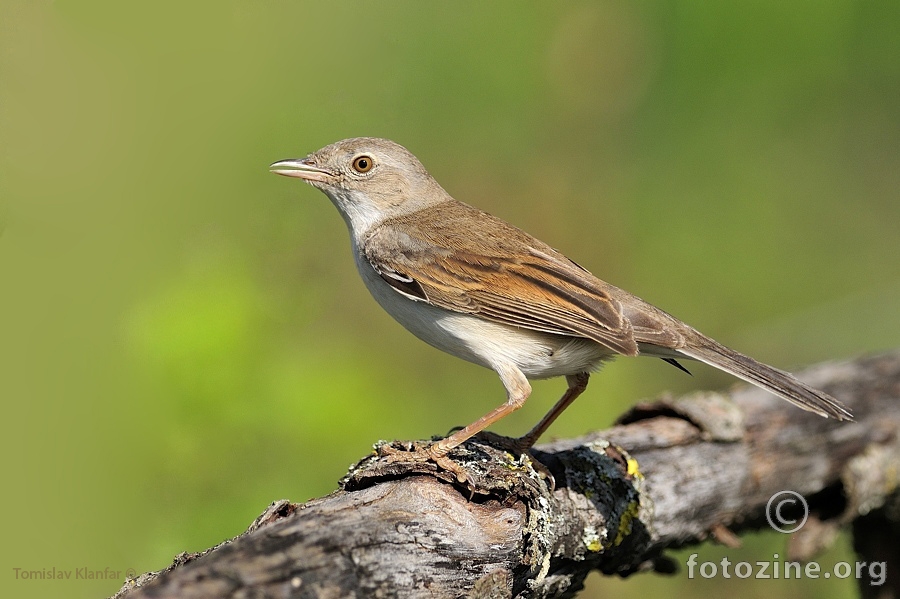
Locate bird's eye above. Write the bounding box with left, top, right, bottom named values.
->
left=352, top=155, right=374, bottom=173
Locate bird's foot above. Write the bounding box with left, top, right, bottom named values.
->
left=349, top=436, right=554, bottom=495
left=376, top=440, right=471, bottom=485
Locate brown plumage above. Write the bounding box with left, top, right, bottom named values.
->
left=272, top=137, right=851, bottom=482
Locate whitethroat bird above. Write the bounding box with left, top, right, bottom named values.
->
left=271, top=137, right=851, bottom=482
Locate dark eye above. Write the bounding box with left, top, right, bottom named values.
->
left=352, top=155, right=373, bottom=173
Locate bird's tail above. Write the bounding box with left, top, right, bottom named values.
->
left=677, top=333, right=853, bottom=421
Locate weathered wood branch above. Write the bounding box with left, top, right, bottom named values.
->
left=113, top=350, right=900, bottom=599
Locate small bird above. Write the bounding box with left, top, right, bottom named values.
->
left=271, top=137, right=851, bottom=481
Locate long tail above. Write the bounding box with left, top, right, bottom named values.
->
left=676, top=334, right=853, bottom=421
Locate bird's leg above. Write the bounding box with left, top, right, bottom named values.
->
left=515, top=372, right=590, bottom=449
left=428, top=365, right=531, bottom=457
left=381, top=369, right=591, bottom=485
left=467, top=372, right=591, bottom=490
left=380, top=365, right=532, bottom=484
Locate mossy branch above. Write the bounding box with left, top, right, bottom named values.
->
left=112, top=351, right=900, bottom=599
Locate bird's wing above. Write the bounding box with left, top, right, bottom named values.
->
left=363, top=208, right=641, bottom=356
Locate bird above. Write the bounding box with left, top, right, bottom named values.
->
left=270, top=137, right=852, bottom=482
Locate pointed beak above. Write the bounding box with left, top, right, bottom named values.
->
left=269, top=158, right=335, bottom=183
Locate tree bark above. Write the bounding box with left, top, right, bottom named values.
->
left=112, top=350, right=900, bottom=599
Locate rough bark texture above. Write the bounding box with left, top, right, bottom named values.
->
left=112, top=351, right=900, bottom=599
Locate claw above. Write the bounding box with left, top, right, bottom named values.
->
left=377, top=441, right=471, bottom=485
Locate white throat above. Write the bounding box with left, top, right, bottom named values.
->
left=322, top=188, right=385, bottom=242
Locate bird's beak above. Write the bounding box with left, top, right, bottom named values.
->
left=269, top=158, right=335, bottom=183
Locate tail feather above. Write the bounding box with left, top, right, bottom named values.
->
left=676, top=334, right=853, bottom=421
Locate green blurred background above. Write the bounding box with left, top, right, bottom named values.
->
left=2, top=1, right=898, bottom=598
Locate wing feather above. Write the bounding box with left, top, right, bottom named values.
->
left=363, top=204, right=641, bottom=355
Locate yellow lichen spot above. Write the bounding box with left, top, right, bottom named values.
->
left=504, top=452, right=529, bottom=472
left=614, top=500, right=641, bottom=547
left=626, top=457, right=642, bottom=479
left=582, top=526, right=604, bottom=552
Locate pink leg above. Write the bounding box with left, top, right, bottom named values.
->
left=516, top=372, right=590, bottom=449
left=430, top=365, right=532, bottom=458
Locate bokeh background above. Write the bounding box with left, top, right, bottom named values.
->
left=2, top=1, right=898, bottom=598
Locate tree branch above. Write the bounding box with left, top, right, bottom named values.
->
left=113, top=350, right=900, bottom=599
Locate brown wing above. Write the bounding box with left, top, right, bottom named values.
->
left=363, top=204, right=641, bottom=356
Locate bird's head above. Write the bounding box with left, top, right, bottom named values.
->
left=271, top=137, right=448, bottom=234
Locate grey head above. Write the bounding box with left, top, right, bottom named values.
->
left=270, top=137, right=452, bottom=235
